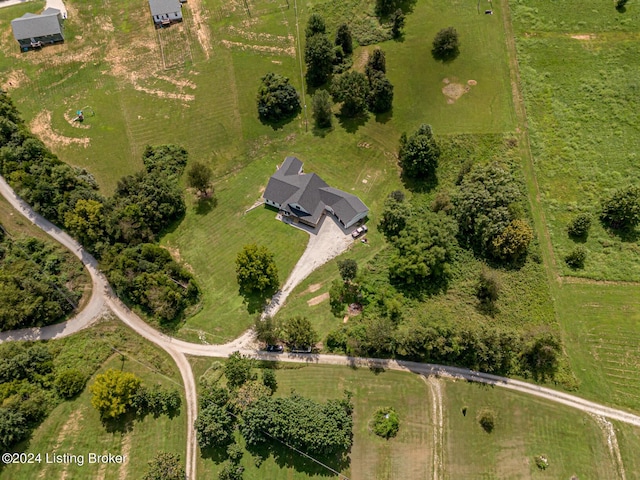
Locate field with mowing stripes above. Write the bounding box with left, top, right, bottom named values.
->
left=554, top=283, right=640, bottom=412
left=188, top=360, right=639, bottom=479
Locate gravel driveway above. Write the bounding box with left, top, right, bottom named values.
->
left=264, top=214, right=355, bottom=318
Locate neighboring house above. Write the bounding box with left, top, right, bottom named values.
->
left=11, top=8, right=64, bottom=50
left=149, top=0, right=183, bottom=26
left=263, top=156, right=369, bottom=229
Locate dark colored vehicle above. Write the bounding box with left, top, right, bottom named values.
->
left=266, top=344, right=284, bottom=353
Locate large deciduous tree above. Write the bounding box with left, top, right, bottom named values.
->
left=143, top=452, right=186, bottom=480
left=451, top=162, right=522, bottom=257
left=432, top=27, right=460, bottom=62
left=600, top=185, right=640, bottom=230
left=305, top=34, right=334, bottom=87
left=235, top=244, right=279, bottom=295
left=378, top=192, right=412, bottom=240
left=337, top=259, right=358, bottom=282
left=90, top=369, right=142, bottom=419
left=365, top=48, right=386, bottom=77
left=282, top=315, right=318, bottom=349
left=305, top=13, right=326, bottom=38
left=334, top=23, right=353, bottom=55
left=389, top=213, right=458, bottom=286
left=256, top=72, right=301, bottom=122
left=398, top=124, right=441, bottom=179
left=224, top=351, right=254, bottom=389
left=367, top=70, right=394, bottom=113
left=332, top=71, right=369, bottom=116
left=195, top=403, right=235, bottom=449
left=312, top=89, right=333, bottom=128
left=186, top=161, right=213, bottom=198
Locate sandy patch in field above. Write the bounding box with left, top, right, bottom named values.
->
left=303, top=283, right=323, bottom=294
left=571, top=34, right=595, bottom=40
left=226, top=25, right=293, bottom=44
left=188, top=0, right=213, bottom=58
left=442, top=78, right=475, bottom=103
left=163, top=245, right=195, bottom=273
left=220, top=39, right=295, bottom=57
left=31, top=110, right=90, bottom=148
left=1, top=70, right=29, bottom=90
left=98, top=15, right=115, bottom=32
left=154, top=74, right=197, bottom=90
left=38, top=407, right=85, bottom=479
left=307, top=292, right=329, bottom=306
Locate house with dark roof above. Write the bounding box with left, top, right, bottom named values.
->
left=11, top=8, right=64, bottom=50
left=149, top=0, right=182, bottom=26
left=263, top=157, right=369, bottom=229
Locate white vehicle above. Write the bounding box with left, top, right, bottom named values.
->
left=351, top=225, right=368, bottom=239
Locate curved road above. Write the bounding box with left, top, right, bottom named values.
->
left=2, top=177, right=640, bottom=479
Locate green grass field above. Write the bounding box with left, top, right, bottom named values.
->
left=554, top=282, right=640, bottom=412
left=512, top=1, right=640, bottom=281
left=189, top=360, right=638, bottom=479
left=0, top=320, right=187, bottom=480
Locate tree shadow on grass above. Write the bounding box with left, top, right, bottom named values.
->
left=101, top=412, right=135, bottom=434
left=399, top=170, right=438, bottom=194
left=246, top=442, right=350, bottom=477
left=258, top=111, right=301, bottom=131
left=312, top=124, right=334, bottom=138
left=606, top=226, right=640, bottom=243
left=375, top=108, right=393, bottom=124
left=239, top=288, right=276, bottom=315
left=199, top=444, right=232, bottom=464
left=431, top=48, right=460, bottom=64
left=337, top=112, right=368, bottom=134
left=195, top=196, right=217, bottom=215
left=389, top=274, right=449, bottom=301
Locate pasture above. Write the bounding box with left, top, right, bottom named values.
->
left=189, top=360, right=637, bottom=479
left=512, top=1, right=640, bottom=281
left=0, top=320, right=187, bottom=480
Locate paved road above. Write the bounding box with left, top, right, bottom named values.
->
left=2, top=177, right=640, bottom=480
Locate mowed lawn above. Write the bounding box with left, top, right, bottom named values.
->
left=445, top=380, right=628, bottom=479
left=0, top=351, right=187, bottom=480
left=512, top=1, right=640, bottom=281
left=189, top=360, right=635, bottom=479
left=554, top=282, right=640, bottom=413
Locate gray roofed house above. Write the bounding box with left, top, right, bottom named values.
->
left=11, top=7, right=64, bottom=50
left=149, top=0, right=183, bottom=26
left=263, top=157, right=369, bottom=229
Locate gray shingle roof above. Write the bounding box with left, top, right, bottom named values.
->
left=149, top=0, right=181, bottom=16
left=263, top=157, right=368, bottom=227
left=11, top=8, right=62, bottom=41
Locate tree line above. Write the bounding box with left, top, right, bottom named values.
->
left=0, top=92, right=200, bottom=325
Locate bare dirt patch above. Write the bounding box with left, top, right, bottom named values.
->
left=353, top=48, right=370, bottom=72
left=307, top=292, right=329, bottom=306
left=1, top=70, right=29, bottom=91
left=304, top=283, right=323, bottom=294
left=422, top=376, right=443, bottom=480
left=188, top=0, right=213, bottom=58
left=98, top=15, right=115, bottom=32
left=31, top=110, right=90, bottom=148
left=163, top=245, right=195, bottom=274
left=118, top=434, right=132, bottom=480
left=63, top=111, right=92, bottom=129
left=347, top=303, right=362, bottom=316
left=442, top=78, right=476, bottom=103
left=154, top=74, right=197, bottom=90
left=220, top=39, right=295, bottom=57
left=571, top=34, right=596, bottom=40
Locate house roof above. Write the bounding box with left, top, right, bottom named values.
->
left=11, top=8, right=62, bottom=41
left=149, top=0, right=181, bottom=16
left=263, top=157, right=369, bottom=227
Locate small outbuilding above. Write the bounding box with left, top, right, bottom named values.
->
left=149, top=0, right=183, bottom=26
left=11, top=8, right=64, bottom=50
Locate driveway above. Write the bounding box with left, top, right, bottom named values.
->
left=263, top=214, right=355, bottom=318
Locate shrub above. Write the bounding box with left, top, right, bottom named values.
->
left=54, top=369, right=86, bottom=399
left=477, top=408, right=495, bottom=433
left=491, top=219, right=533, bottom=261
left=567, top=213, right=591, bottom=238
left=476, top=268, right=500, bottom=304
left=534, top=454, right=549, bottom=470
left=564, top=246, right=587, bottom=269
left=432, top=27, right=460, bottom=62
left=600, top=185, right=640, bottom=230
left=372, top=407, right=399, bottom=438
left=311, top=90, right=333, bottom=128
left=398, top=124, right=440, bottom=180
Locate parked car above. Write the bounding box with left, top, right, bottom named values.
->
left=266, top=344, right=284, bottom=353
left=290, top=346, right=312, bottom=354
left=351, top=225, right=368, bottom=239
